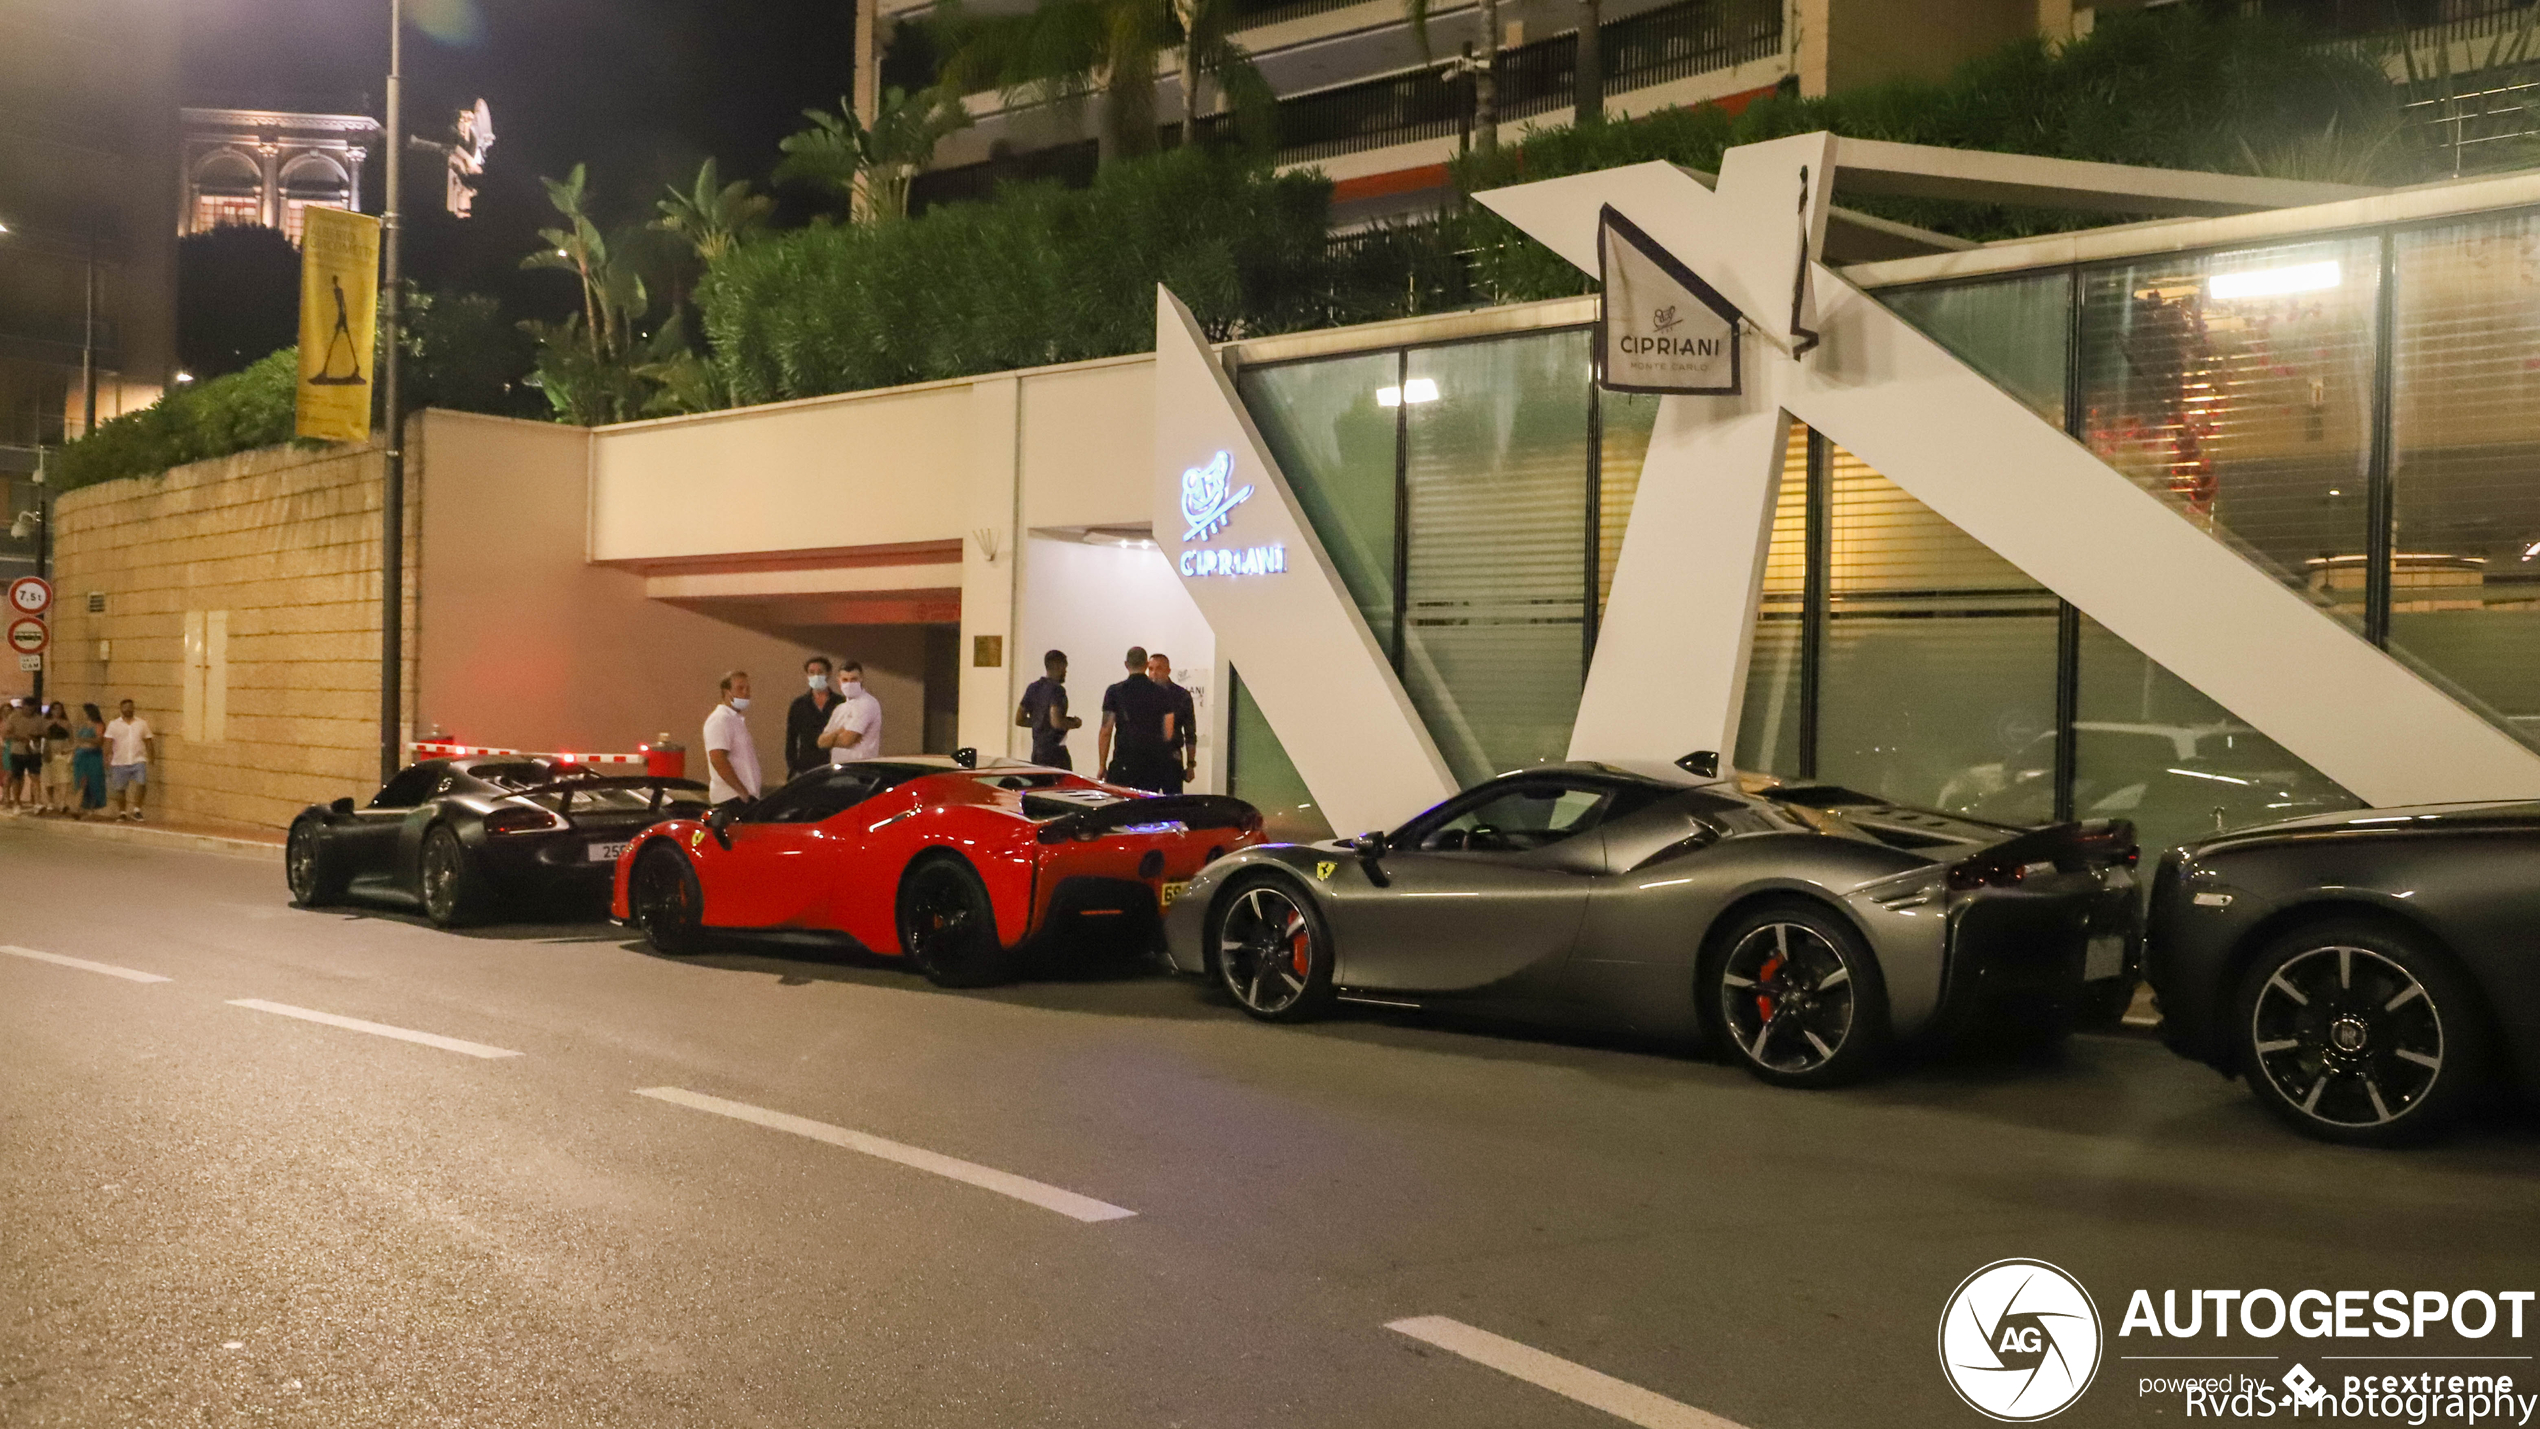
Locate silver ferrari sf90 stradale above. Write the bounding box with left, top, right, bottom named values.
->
left=1160, top=754, right=2141, bottom=1087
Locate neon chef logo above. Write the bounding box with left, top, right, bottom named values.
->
left=1176, top=450, right=1284, bottom=579
left=1180, top=451, right=1253, bottom=541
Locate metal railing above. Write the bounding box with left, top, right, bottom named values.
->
left=2402, top=69, right=2540, bottom=171
left=1270, top=0, right=1783, bottom=162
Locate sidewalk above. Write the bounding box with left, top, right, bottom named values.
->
left=0, top=807, right=285, bottom=862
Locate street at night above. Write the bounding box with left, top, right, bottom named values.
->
left=6, top=825, right=2535, bottom=1428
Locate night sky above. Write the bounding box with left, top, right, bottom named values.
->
left=182, top=0, right=863, bottom=314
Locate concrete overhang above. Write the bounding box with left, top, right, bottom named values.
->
left=1826, top=137, right=2383, bottom=217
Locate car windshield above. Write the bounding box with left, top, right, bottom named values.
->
left=1411, top=783, right=1613, bottom=852
left=743, top=763, right=936, bottom=825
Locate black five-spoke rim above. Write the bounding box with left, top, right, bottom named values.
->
left=907, top=869, right=978, bottom=961
left=1218, top=886, right=1312, bottom=1015
left=422, top=834, right=458, bottom=916
left=287, top=824, right=319, bottom=898
left=637, top=852, right=696, bottom=933
left=1720, top=922, right=1857, bottom=1074
left=2251, top=945, right=2443, bottom=1128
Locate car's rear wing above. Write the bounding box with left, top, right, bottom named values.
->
left=1946, top=818, right=2138, bottom=891
left=516, top=774, right=711, bottom=818
left=1035, top=794, right=1261, bottom=845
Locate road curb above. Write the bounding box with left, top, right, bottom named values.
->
left=2, top=813, right=284, bottom=862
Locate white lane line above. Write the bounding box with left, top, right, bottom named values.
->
left=1386, top=1316, right=1749, bottom=1429
left=0, top=944, right=172, bottom=983
left=634, top=1086, right=1136, bottom=1224
left=225, top=999, right=524, bottom=1059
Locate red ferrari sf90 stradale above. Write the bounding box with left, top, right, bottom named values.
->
left=611, top=756, right=1263, bottom=986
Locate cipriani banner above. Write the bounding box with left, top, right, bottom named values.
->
left=1596, top=203, right=1743, bottom=395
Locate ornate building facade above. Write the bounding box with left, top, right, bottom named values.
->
left=179, top=107, right=380, bottom=244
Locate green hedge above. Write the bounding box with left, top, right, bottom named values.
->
left=700, top=147, right=1442, bottom=405
left=54, top=348, right=307, bottom=492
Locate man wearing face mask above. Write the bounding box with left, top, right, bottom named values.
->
left=785, top=655, right=840, bottom=779
left=816, top=659, right=884, bottom=763
left=1146, top=651, right=1197, bottom=794
left=703, top=670, right=762, bottom=809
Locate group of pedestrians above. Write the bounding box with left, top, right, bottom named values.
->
left=1018, top=646, right=1195, bottom=794
left=1, top=695, right=152, bottom=820
left=695, top=656, right=887, bottom=808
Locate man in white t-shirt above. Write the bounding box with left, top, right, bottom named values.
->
left=816, top=659, right=883, bottom=763
left=102, top=698, right=155, bottom=821
left=702, top=671, right=761, bottom=807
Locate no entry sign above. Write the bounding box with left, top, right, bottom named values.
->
left=7, top=616, right=47, bottom=656
left=6, top=575, right=50, bottom=616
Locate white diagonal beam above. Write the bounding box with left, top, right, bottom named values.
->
left=1152, top=288, right=1456, bottom=831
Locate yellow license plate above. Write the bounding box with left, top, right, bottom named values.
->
left=1159, top=879, right=1191, bottom=908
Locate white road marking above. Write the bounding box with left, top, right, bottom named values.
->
left=0, top=944, right=172, bottom=983
left=225, top=999, right=523, bottom=1059
left=1386, top=1316, right=1749, bottom=1429
left=634, top=1086, right=1136, bottom=1224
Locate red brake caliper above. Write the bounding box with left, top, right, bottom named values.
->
left=1288, top=915, right=1311, bottom=976
left=1755, top=954, right=1783, bottom=1022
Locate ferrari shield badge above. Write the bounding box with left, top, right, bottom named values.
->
left=1315, top=860, right=1338, bottom=881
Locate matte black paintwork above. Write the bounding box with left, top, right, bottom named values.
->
left=1164, top=762, right=2140, bottom=1047
left=290, top=758, right=709, bottom=915
left=2146, top=800, right=2540, bottom=1095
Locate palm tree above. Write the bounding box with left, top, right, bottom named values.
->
left=776, top=86, right=973, bottom=219
left=651, top=158, right=772, bottom=262
left=1574, top=0, right=1601, bottom=124
left=937, top=0, right=1272, bottom=166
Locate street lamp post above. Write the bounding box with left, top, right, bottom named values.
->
left=378, top=0, right=407, bottom=785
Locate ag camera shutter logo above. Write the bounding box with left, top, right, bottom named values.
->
left=1940, top=1259, right=2103, bottom=1421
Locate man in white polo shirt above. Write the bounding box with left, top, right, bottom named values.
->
left=703, top=670, right=761, bottom=808
left=816, top=659, right=883, bottom=763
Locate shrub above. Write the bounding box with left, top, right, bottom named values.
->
left=54, top=348, right=308, bottom=492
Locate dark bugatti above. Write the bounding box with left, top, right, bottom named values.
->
left=2147, top=799, right=2540, bottom=1146
left=286, top=757, right=710, bottom=928
left=1160, top=754, right=2142, bottom=1087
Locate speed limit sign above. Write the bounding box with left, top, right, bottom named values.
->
left=6, top=576, right=50, bottom=617
left=7, top=616, right=46, bottom=656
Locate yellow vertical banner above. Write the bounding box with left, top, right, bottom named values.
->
left=295, top=206, right=382, bottom=442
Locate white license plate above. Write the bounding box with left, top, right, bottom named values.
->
left=2085, top=932, right=2127, bottom=981
left=588, top=841, right=630, bottom=863
left=1159, top=879, right=1192, bottom=909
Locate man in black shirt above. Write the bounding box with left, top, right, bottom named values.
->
left=1098, top=645, right=1176, bottom=791
left=1145, top=651, right=1197, bottom=794
left=1014, top=649, right=1080, bottom=768
left=784, top=656, right=839, bottom=779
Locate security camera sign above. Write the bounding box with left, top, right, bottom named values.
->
left=7, top=615, right=47, bottom=655
left=7, top=575, right=49, bottom=616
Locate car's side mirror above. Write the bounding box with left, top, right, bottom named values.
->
left=329, top=797, right=356, bottom=819
left=705, top=803, right=737, bottom=850
left=1675, top=750, right=1721, bottom=779
left=1349, top=830, right=1387, bottom=859
left=953, top=747, right=978, bottom=769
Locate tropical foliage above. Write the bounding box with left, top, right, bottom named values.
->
left=776, top=88, right=974, bottom=219
left=54, top=349, right=304, bottom=492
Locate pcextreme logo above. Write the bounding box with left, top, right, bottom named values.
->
left=1940, top=1259, right=2105, bottom=1421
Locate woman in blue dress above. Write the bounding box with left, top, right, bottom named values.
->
left=71, top=702, right=107, bottom=816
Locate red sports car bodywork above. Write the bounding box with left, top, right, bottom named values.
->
left=610, top=759, right=1261, bottom=972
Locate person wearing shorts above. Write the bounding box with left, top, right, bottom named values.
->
left=1, top=699, right=43, bottom=811
left=103, top=699, right=154, bottom=821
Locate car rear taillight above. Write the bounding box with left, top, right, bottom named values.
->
left=1945, top=858, right=2026, bottom=892
left=484, top=805, right=562, bottom=835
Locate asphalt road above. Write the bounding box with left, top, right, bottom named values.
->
left=4, top=824, right=2537, bottom=1429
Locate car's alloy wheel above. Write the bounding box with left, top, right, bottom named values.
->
left=897, top=858, right=1016, bottom=988
left=285, top=818, right=343, bottom=908
left=1711, top=906, right=1887, bottom=1088
left=419, top=824, right=487, bottom=929
left=632, top=844, right=709, bottom=955
left=1212, top=879, right=1332, bottom=1022
left=2239, top=924, right=2485, bottom=1146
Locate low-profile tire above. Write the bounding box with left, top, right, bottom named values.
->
left=285, top=816, right=348, bottom=908
left=1207, top=875, right=1334, bottom=1023
left=630, top=842, right=711, bottom=956
left=2234, top=919, right=2488, bottom=1148
left=419, top=823, right=495, bottom=930
left=897, top=856, right=1017, bottom=988
left=1705, top=901, right=1891, bottom=1089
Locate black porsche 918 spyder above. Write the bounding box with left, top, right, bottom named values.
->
left=2147, top=799, right=2540, bottom=1146
left=1162, top=753, right=2142, bottom=1088
left=286, top=757, right=710, bottom=928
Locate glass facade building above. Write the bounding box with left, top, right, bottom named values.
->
left=1226, top=202, right=2540, bottom=859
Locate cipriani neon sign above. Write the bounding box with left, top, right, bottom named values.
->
left=1177, top=450, right=1285, bottom=578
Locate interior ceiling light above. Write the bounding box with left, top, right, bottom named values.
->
left=1375, top=378, right=1440, bottom=408
left=2207, top=260, right=2341, bottom=300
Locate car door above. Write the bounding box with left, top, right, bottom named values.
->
left=341, top=763, right=446, bottom=892
left=1333, top=777, right=1618, bottom=998
left=708, top=768, right=888, bottom=929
